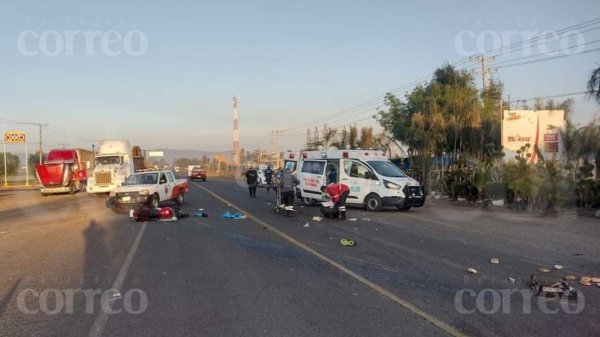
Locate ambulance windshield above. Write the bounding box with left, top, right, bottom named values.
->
left=367, top=161, right=407, bottom=178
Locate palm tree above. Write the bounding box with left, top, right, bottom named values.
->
left=358, top=127, right=376, bottom=149
left=588, top=65, right=600, bottom=104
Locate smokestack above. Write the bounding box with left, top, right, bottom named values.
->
left=232, top=96, right=240, bottom=166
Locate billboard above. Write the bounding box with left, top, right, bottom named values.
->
left=3, top=131, right=27, bottom=144
left=502, top=110, right=564, bottom=163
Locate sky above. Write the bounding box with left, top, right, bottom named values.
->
left=0, top=0, right=599, bottom=155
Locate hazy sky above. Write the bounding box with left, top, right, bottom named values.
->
left=1, top=0, right=599, bottom=154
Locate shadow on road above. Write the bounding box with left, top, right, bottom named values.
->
left=82, top=220, right=110, bottom=289
left=0, top=278, right=22, bottom=318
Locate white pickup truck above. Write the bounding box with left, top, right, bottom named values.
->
left=112, top=170, right=189, bottom=208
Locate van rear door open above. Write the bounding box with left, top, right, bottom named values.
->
left=298, top=159, right=327, bottom=199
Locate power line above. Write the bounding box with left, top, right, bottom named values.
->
left=507, top=90, right=591, bottom=103
left=494, top=47, right=600, bottom=70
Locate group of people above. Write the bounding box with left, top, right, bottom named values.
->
left=244, top=164, right=350, bottom=220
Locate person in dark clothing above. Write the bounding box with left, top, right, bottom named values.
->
left=327, top=165, right=338, bottom=184
left=320, top=183, right=350, bottom=220
left=264, top=166, right=273, bottom=192
left=279, top=168, right=298, bottom=207
left=245, top=167, right=258, bottom=197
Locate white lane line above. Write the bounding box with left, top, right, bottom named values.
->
left=88, top=222, right=148, bottom=337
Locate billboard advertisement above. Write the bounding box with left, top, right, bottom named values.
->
left=501, top=110, right=564, bottom=163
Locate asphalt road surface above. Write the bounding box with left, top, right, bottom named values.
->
left=1, top=178, right=599, bottom=337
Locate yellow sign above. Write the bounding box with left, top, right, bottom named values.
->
left=3, top=131, right=27, bottom=144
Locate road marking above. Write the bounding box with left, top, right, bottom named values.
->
left=192, top=182, right=470, bottom=337
left=88, top=221, right=148, bottom=337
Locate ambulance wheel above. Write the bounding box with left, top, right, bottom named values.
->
left=365, top=194, right=382, bottom=212
left=302, top=197, right=317, bottom=206
left=176, top=191, right=184, bottom=205
left=151, top=194, right=160, bottom=208
left=397, top=205, right=411, bottom=211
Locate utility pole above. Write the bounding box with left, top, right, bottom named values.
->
left=470, top=55, right=495, bottom=91
left=36, top=123, right=47, bottom=164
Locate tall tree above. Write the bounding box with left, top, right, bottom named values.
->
left=587, top=65, right=600, bottom=105
left=0, top=152, right=20, bottom=176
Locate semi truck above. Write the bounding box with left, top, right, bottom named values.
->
left=87, top=140, right=148, bottom=195
left=35, top=148, right=94, bottom=195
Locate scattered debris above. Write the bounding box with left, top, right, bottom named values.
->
left=538, top=267, right=551, bottom=273
left=554, top=265, right=564, bottom=270
left=508, top=277, right=516, bottom=283
left=266, top=202, right=272, bottom=205
left=348, top=218, right=357, bottom=221
left=580, top=276, right=592, bottom=286
left=590, top=277, right=600, bottom=283
left=222, top=212, right=247, bottom=219
left=303, top=223, right=310, bottom=228
left=530, top=274, right=579, bottom=299
left=467, top=268, right=478, bottom=274
left=107, top=290, right=122, bottom=301
left=193, top=211, right=209, bottom=217
left=490, top=258, right=500, bottom=264
left=340, top=238, right=356, bottom=247
left=312, top=216, right=323, bottom=222
left=564, top=275, right=577, bottom=281
left=361, top=218, right=371, bottom=221
left=574, top=253, right=584, bottom=256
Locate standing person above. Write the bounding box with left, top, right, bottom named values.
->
left=280, top=168, right=297, bottom=207
left=320, top=183, right=350, bottom=220
left=245, top=166, right=258, bottom=198
left=264, top=166, right=273, bottom=193
left=327, top=165, right=338, bottom=184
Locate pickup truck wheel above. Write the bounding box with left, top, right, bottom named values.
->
left=365, top=194, right=383, bottom=212
left=151, top=194, right=160, bottom=208
left=68, top=183, right=75, bottom=195
left=176, top=191, right=184, bottom=205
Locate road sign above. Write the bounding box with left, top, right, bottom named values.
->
left=148, top=151, right=164, bottom=157
left=3, top=131, right=27, bottom=144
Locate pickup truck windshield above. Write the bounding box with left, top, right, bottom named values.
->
left=367, top=160, right=407, bottom=178
left=123, top=173, right=158, bottom=185
left=96, top=156, right=122, bottom=165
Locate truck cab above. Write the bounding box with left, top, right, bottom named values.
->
left=87, top=140, right=133, bottom=194
left=297, top=150, right=425, bottom=211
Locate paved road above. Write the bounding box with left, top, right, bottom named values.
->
left=0, top=179, right=599, bottom=337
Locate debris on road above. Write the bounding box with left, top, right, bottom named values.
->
left=303, top=223, right=310, bottom=228
left=508, top=277, right=516, bottom=283
left=340, top=238, right=356, bottom=247
left=361, top=218, right=371, bottom=221
left=530, top=274, right=579, bottom=299
left=312, top=216, right=322, bottom=222
left=467, top=268, right=478, bottom=274
left=490, top=258, right=500, bottom=264
left=538, top=267, right=551, bottom=273
left=565, top=275, right=577, bottom=281
left=554, top=264, right=564, bottom=270
left=590, top=277, right=600, bottom=283
left=107, top=290, right=122, bottom=301
left=580, top=276, right=592, bottom=286
left=222, top=212, right=247, bottom=220
left=194, top=211, right=209, bottom=217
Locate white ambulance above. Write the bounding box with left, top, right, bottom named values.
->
left=296, top=150, right=425, bottom=211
